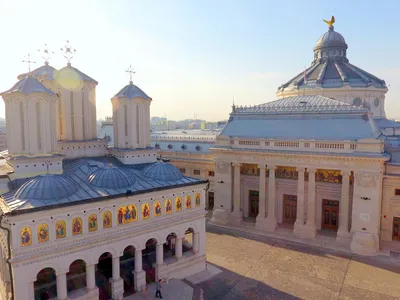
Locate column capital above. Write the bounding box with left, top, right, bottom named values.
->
left=341, top=170, right=351, bottom=177
left=258, top=163, right=266, bottom=169
left=296, top=166, right=306, bottom=173
left=267, top=164, right=276, bottom=171
left=232, top=162, right=242, bottom=167
left=307, top=167, right=317, bottom=174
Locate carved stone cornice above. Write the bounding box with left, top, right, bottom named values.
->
left=355, top=172, right=380, bottom=188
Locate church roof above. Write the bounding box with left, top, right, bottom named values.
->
left=87, top=165, right=136, bottom=189
left=221, top=96, right=381, bottom=141
left=114, top=82, right=151, bottom=100
left=58, top=65, right=98, bottom=84
left=278, top=24, right=386, bottom=92
left=17, top=63, right=57, bottom=81
left=0, top=76, right=55, bottom=96
left=142, top=161, right=183, bottom=181
left=2, top=157, right=204, bottom=212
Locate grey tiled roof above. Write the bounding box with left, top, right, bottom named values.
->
left=1, top=76, right=55, bottom=96
left=1, top=157, right=204, bottom=212
left=114, top=82, right=151, bottom=100
left=58, top=65, right=98, bottom=84
left=18, top=64, right=57, bottom=81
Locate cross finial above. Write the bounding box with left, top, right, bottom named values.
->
left=126, top=65, right=135, bottom=84
left=38, top=44, right=54, bottom=65
left=22, top=54, right=36, bottom=72
left=60, top=40, right=76, bottom=66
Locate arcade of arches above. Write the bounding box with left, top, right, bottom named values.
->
left=33, top=228, right=199, bottom=300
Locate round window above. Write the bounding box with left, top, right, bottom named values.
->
left=374, top=98, right=379, bottom=107
left=353, top=97, right=362, bottom=106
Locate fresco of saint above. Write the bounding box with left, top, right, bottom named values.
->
left=56, top=220, right=66, bottom=239
left=142, top=203, right=150, bottom=220
left=176, top=197, right=182, bottom=211
left=195, top=193, right=201, bottom=207
left=37, top=224, right=49, bottom=243
left=103, top=211, right=112, bottom=228
left=21, top=227, right=32, bottom=247
left=72, top=217, right=82, bottom=235
left=88, top=214, right=98, bottom=232
left=118, top=207, right=124, bottom=225
left=185, top=195, right=191, bottom=209
left=165, top=199, right=172, bottom=214
left=154, top=201, right=161, bottom=216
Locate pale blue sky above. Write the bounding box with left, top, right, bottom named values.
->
left=0, top=0, right=399, bottom=121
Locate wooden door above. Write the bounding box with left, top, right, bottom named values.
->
left=248, top=190, right=259, bottom=218
left=321, top=200, right=339, bottom=230
left=208, top=192, right=214, bottom=209
left=282, top=195, right=297, bottom=224
left=393, top=218, right=400, bottom=241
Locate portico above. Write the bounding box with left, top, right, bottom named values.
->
left=211, top=95, right=388, bottom=255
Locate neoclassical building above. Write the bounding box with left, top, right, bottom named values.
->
left=0, top=53, right=207, bottom=300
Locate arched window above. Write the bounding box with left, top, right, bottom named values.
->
left=136, top=105, right=140, bottom=144
left=19, top=102, right=25, bottom=151
left=36, top=102, right=41, bottom=151
left=70, top=91, right=75, bottom=139
left=124, top=104, right=128, bottom=137
left=82, top=88, right=85, bottom=139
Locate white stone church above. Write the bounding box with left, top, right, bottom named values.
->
left=0, top=47, right=208, bottom=299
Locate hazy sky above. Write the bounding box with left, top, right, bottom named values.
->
left=0, top=0, right=399, bottom=121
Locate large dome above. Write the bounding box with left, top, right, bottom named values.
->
left=88, top=166, right=136, bottom=189
left=142, top=162, right=183, bottom=181
left=114, top=81, right=151, bottom=100
left=14, top=174, right=79, bottom=201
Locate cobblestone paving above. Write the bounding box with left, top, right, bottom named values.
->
left=199, top=225, right=400, bottom=300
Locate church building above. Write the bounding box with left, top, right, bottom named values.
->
left=0, top=48, right=207, bottom=300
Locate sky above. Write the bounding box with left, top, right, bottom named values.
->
left=0, top=0, right=399, bottom=121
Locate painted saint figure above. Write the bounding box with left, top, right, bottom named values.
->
left=195, top=193, right=201, bottom=207
left=154, top=202, right=161, bottom=216
left=88, top=214, right=97, bottom=232
left=125, top=206, right=132, bottom=221
left=56, top=221, right=66, bottom=239
left=142, top=204, right=150, bottom=219
left=21, top=227, right=32, bottom=246
left=103, top=211, right=112, bottom=228
left=166, top=199, right=172, bottom=214
left=118, top=207, right=124, bottom=224
left=72, top=218, right=82, bottom=235
left=38, top=224, right=49, bottom=243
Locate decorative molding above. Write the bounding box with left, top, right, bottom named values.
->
left=216, top=161, right=230, bottom=174
left=355, top=172, right=380, bottom=188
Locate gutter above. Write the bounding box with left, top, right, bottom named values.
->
left=0, top=214, right=14, bottom=300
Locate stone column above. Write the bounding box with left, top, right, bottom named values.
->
left=337, top=170, right=351, bottom=240
left=156, top=243, right=164, bottom=265
left=56, top=273, right=67, bottom=300
left=265, top=165, right=277, bottom=231
left=256, top=164, right=266, bottom=227
left=86, top=264, right=96, bottom=290
left=110, top=256, right=124, bottom=300
left=304, top=168, right=317, bottom=238
left=175, top=237, right=183, bottom=259
left=193, top=232, right=199, bottom=253
left=134, top=249, right=142, bottom=273
left=294, top=167, right=306, bottom=236
left=231, top=162, right=242, bottom=222
left=134, top=249, right=146, bottom=292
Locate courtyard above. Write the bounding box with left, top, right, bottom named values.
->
left=199, top=225, right=400, bottom=300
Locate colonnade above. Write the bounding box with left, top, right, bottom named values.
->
left=231, top=163, right=352, bottom=239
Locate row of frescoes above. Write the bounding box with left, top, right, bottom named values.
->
left=21, top=193, right=201, bottom=247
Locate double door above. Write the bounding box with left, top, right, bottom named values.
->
left=322, top=200, right=339, bottom=230
left=248, top=190, right=259, bottom=218
left=393, top=218, right=400, bottom=241
left=283, top=194, right=297, bottom=224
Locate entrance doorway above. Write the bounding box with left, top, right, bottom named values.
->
left=321, top=200, right=339, bottom=231
left=248, top=190, right=259, bottom=218
left=208, top=192, right=214, bottom=210
left=282, top=194, right=297, bottom=224
left=120, top=246, right=135, bottom=296
left=393, top=217, right=400, bottom=241
left=96, top=252, right=112, bottom=300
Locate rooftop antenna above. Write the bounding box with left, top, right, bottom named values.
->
left=38, top=44, right=54, bottom=65
left=232, top=96, right=236, bottom=112
left=22, top=53, right=36, bottom=72
left=60, top=40, right=76, bottom=66
left=126, top=64, right=135, bottom=84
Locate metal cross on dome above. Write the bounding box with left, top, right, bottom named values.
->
left=38, top=44, right=54, bottom=65
left=61, top=40, right=76, bottom=66
left=22, top=54, right=36, bottom=72
left=126, top=65, right=135, bottom=84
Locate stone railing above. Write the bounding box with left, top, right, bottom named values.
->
left=151, top=135, right=216, bottom=143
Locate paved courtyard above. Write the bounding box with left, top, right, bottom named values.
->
left=199, top=225, right=400, bottom=300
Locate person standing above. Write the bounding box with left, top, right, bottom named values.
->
left=155, top=279, right=163, bottom=298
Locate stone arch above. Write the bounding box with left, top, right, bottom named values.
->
left=63, top=253, right=93, bottom=270
left=184, top=223, right=199, bottom=234
left=33, top=267, right=57, bottom=299
left=30, top=264, right=62, bottom=282
left=117, top=241, right=141, bottom=257
left=138, top=234, right=162, bottom=250
left=91, top=246, right=118, bottom=261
